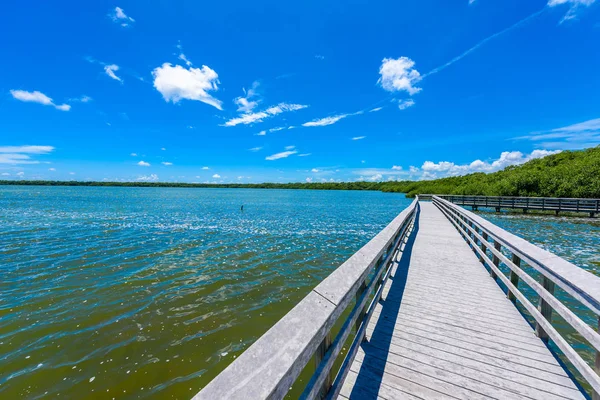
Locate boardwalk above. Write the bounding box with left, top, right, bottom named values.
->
left=339, top=202, right=584, bottom=399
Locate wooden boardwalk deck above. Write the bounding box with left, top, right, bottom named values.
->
left=339, top=202, right=585, bottom=400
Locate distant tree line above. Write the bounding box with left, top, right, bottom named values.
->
left=0, top=180, right=384, bottom=191
left=2, top=147, right=599, bottom=198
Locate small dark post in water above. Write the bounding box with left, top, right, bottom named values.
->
left=555, top=210, right=560, bottom=216
left=495, top=207, right=501, bottom=213
left=241, top=205, right=244, bottom=211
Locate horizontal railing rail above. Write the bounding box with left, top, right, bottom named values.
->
left=422, top=194, right=600, bottom=215
left=432, top=195, right=600, bottom=398
left=193, top=198, right=419, bottom=400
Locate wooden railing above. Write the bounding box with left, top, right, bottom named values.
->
left=193, top=198, right=419, bottom=400
left=428, top=194, right=600, bottom=216
left=433, top=195, right=600, bottom=398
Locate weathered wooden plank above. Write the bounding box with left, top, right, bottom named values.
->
left=357, top=337, right=582, bottom=398
left=353, top=346, right=579, bottom=400
left=364, top=323, right=573, bottom=382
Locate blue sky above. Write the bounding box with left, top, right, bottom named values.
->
left=1, top=0, right=599, bottom=183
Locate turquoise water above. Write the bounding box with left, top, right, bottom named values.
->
left=0, top=186, right=411, bottom=399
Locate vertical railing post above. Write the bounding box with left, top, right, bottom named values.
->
left=355, top=280, right=367, bottom=335
left=315, top=332, right=332, bottom=398
left=479, top=232, right=487, bottom=264
left=491, top=240, right=500, bottom=281
left=535, top=277, right=555, bottom=342
left=508, top=254, right=520, bottom=303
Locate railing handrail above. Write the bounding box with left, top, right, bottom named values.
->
left=432, top=195, right=600, bottom=396
left=193, top=198, right=419, bottom=400
left=426, top=194, right=600, bottom=202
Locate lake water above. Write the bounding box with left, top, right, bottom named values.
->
left=0, top=186, right=412, bottom=399
left=2, top=188, right=599, bottom=399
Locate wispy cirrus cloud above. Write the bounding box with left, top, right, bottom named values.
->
left=302, top=111, right=363, bottom=127
left=515, top=117, right=600, bottom=149
left=249, top=147, right=263, bottom=152
left=548, top=0, right=596, bottom=23
left=224, top=103, right=307, bottom=127
left=0, top=145, right=55, bottom=164
left=266, top=146, right=298, bottom=160
left=398, top=99, right=415, bottom=110
left=10, top=90, right=70, bottom=111
left=352, top=136, right=366, bottom=140
left=104, top=65, right=123, bottom=82
left=110, top=7, right=135, bottom=27
left=234, top=81, right=261, bottom=113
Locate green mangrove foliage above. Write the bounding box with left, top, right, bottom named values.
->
left=380, top=147, right=600, bottom=198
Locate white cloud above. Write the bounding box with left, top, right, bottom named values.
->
left=131, top=153, right=137, bottom=156
left=104, top=64, right=123, bottom=82
left=269, top=127, right=285, bottom=133
left=285, top=145, right=295, bottom=150
left=302, top=111, right=363, bottom=127
left=162, top=162, right=173, bottom=166
left=1, top=172, right=9, bottom=176
left=369, top=107, right=383, bottom=112
left=398, top=99, right=415, bottom=110
left=161, top=147, right=166, bottom=151
left=224, top=103, right=308, bottom=127
left=49, top=168, right=56, bottom=171
left=378, top=57, right=422, bottom=95
left=298, top=153, right=311, bottom=157
left=69, top=95, right=93, bottom=103
left=16, top=172, right=25, bottom=177
left=0, top=145, right=55, bottom=164
left=212, top=173, right=221, bottom=178
left=515, top=117, right=600, bottom=149
left=10, top=90, right=70, bottom=111
left=266, top=150, right=298, bottom=160
left=256, top=130, right=267, bottom=136
left=0, top=145, right=54, bottom=154
left=354, top=167, right=408, bottom=181
left=315, top=55, right=325, bottom=60
left=548, top=0, right=596, bottom=22
left=392, top=165, right=402, bottom=170
left=249, top=147, right=263, bottom=152
left=138, top=174, right=158, bottom=182
left=311, top=168, right=319, bottom=172
left=305, top=177, right=313, bottom=183
left=152, top=63, right=222, bottom=110
left=138, top=161, right=151, bottom=167
left=352, top=136, right=366, bottom=140
left=417, top=149, right=561, bottom=178
left=178, top=53, right=192, bottom=67
left=110, top=6, right=135, bottom=27
left=234, top=81, right=260, bottom=113
left=202, top=166, right=210, bottom=170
